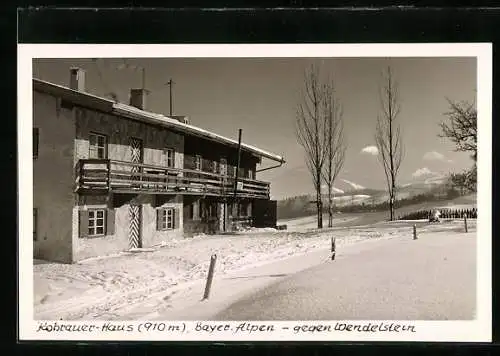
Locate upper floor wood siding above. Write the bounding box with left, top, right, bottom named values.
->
left=184, top=134, right=259, bottom=179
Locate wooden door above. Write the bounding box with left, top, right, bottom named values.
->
left=252, top=200, right=277, bottom=228
left=129, top=204, right=142, bottom=249
left=218, top=202, right=226, bottom=232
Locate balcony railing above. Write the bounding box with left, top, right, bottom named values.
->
left=75, top=159, right=270, bottom=199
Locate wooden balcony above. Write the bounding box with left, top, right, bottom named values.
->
left=75, top=159, right=270, bottom=199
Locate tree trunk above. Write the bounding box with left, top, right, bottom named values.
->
left=316, top=190, right=323, bottom=229
left=389, top=195, right=394, bottom=221
left=328, top=188, right=333, bottom=228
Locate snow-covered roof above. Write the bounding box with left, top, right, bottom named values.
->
left=33, top=78, right=285, bottom=163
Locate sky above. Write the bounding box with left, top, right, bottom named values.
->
left=33, top=57, right=477, bottom=200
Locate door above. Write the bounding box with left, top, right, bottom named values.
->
left=129, top=203, right=142, bottom=249
left=252, top=200, right=277, bottom=228
left=130, top=137, right=143, bottom=187
left=219, top=202, right=226, bottom=232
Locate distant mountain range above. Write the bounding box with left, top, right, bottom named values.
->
left=323, top=178, right=448, bottom=204
left=278, top=177, right=452, bottom=219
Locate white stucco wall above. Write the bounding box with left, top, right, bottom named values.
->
left=73, top=194, right=183, bottom=261
left=33, top=92, right=76, bottom=263
left=72, top=107, right=185, bottom=261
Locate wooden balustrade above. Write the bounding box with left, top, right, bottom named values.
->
left=76, top=159, right=270, bottom=199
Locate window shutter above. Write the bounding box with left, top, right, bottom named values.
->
left=156, top=209, right=162, bottom=230
left=33, top=208, right=38, bottom=241
left=106, top=209, right=115, bottom=235
left=79, top=210, right=89, bottom=238
left=174, top=208, right=180, bottom=229
left=33, top=128, right=39, bottom=159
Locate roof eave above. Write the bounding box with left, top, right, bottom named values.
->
left=33, top=78, right=286, bottom=164
left=33, top=78, right=115, bottom=113
left=113, top=103, right=286, bottom=164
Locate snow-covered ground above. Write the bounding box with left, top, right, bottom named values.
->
left=33, top=219, right=476, bottom=321
left=277, top=215, right=359, bottom=231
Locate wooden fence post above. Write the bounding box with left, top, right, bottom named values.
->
left=464, top=215, right=468, bottom=233
left=413, top=224, right=417, bottom=240
left=203, top=254, right=217, bottom=300
left=331, top=237, right=336, bottom=260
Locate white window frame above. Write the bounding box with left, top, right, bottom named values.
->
left=195, top=155, right=202, bottom=171
left=88, top=209, right=106, bottom=237
left=165, top=148, right=175, bottom=168
left=89, top=132, right=107, bottom=159
left=159, top=207, right=174, bottom=230
left=220, top=158, right=227, bottom=176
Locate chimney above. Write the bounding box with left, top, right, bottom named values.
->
left=129, top=88, right=149, bottom=110
left=69, top=67, right=86, bottom=91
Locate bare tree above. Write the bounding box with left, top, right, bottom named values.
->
left=321, top=82, right=346, bottom=228
left=375, top=66, right=404, bottom=221
left=439, top=99, right=477, bottom=192
left=295, top=65, right=329, bottom=229
left=439, top=99, right=477, bottom=162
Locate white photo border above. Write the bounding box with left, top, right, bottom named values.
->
left=18, top=43, right=492, bottom=342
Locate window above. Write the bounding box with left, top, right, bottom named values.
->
left=191, top=201, right=201, bottom=221
left=158, top=208, right=174, bottom=230
left=247, top=169, right=254, bottom=180
left=239, top=202, right=248, bottom=216
left=88, top=209, right=106, bottom=236
left=89, top=133, right=107, bottom=159
left=165, top=148, right=175, bottom=168
left=195, top=155, right=202, bottom=171
left=33, top=128, right=39, bottom=159
left=79, top=208, right=114, bottom=238
left=208, top=204, right=215, bottom=218
left=189, top=203, right=194, bottom=219
left=220, top=158, right=227, bottom=176
left=33, top=208, right=38, bottom=241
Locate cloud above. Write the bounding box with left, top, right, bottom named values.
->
left=423, top=151, right=453, bottom=163
left=361, top=145, right=379, bottom=155
left=412, top=167, right=434, bottom=178
left=341, top=179, right=365, bottom=190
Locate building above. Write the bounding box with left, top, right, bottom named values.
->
left=33, top=67, right=285, bottom=263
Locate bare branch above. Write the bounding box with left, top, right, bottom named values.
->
left=375, top=66, right=404, bottom=220
left=438, top=98, right=477, bottom=162
left=296, top=64, right=347, bottom=228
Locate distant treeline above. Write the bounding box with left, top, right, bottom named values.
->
left=398, top=208, right=478, bottom=220
left=278, top=188, right=463, bottom=220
